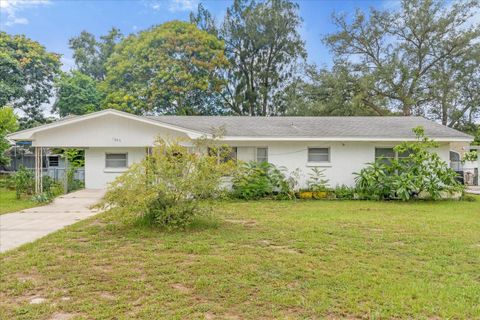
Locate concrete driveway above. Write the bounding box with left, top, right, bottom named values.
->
left=0, top=189, right=105, bottom=253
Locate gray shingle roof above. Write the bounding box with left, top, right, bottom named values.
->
left=147, top=116, right=472, bottom=140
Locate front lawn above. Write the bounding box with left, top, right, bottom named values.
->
left=1, top=198, right=479, bottom=319
left=0, top=188, right=37, bottom=215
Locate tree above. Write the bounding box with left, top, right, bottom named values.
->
left=286, top=63, right=389, bottom=116
left=0, top=32, right=61, bottom=123
left=189, top=3, right=218, bottom=37
left=192, top=0, right=306, bottom=116
left=69, top=28, right=123, bottom=81
left=427, top=45, right=480, bottom=126
left=324, top=0, right=480, bottom=121
left=0, top=107, right=18, bottom=166
left=103, top=21, right=229, bottom=115
left=52, top=71, right=102, bottom=117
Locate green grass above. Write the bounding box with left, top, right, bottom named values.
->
left=1, top=198, right=480, bottom=319
left=0, top=188, right=37, bottom=215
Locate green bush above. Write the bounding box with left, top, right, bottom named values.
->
left=100, top=138, right=235, bottom=229
left=306, top=167, right=330, bottom=192
left=31, top=193, right=52, bottom=203
left=463, top=151, right=478, bottom=162
left=13, top=167, right=64, bottom=202
left=1, top=174, right=15, bottom=190
left=332, top=185, right=356, bottom=200
left=43, top=175, right=64, bottom=198
left=231, top=161, right=294, bottom=200
left=68, top=178, right=84, bottom=193
left=354, top=127, right=464, bottom=201
left=13, top=166, right=34, bottom=199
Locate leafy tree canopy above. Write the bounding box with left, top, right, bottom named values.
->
left=69, top=28, right=123, bottom=81
left=103, top=21, right=229, bottom=115
left=0, top=32, right=61, bottom=123
left=0, top=107, right=19, bottom=166
left=192, top=0, right=307, bottom=116
left=53, top=71, right=102, bottom=117
left=286, top=63, right=390, bottom=116
left=323, top=0, right=480, bottom=125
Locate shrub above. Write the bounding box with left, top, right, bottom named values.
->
left=68, top=178, right=84, bottom=193
left=61, top=149, right=85, bottom=192
left=100, top=138, right=235, bottom=229
left=332, top=185, right=356, bottom=200
left=231, top=161, right=294, bottom=200
left=42, top=176, right=64, bottom=198
left=13, top=167, right=64, bottom=202
left=463, top=151, right=478, bottom=162
left=13, top=166, right=34, bottom=199
left=2, top=174, right=15, bottom=190
left=31, top=193, right=52, bottom=203
left=355, top=127, right=464, bottom=201
left=306, top=167, right=330, bottom=192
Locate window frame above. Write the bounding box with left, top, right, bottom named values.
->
left=208, top=146, right=237, bottom=163
left=255, top=147, right=268, bottom=163
left=48, top=156, right=59, bottom=167
left=374, top=147, right=411, bottom=162
left=105, top=152, right=128, bottom=169
left=307, top=147, right=331, bottom=164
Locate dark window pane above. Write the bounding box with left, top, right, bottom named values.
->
left=375, top=148, right=395, bottom=159
left=48, top=156, right=59, bottom=167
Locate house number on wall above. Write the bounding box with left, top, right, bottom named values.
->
left=112, top=137, right=122, bottom=143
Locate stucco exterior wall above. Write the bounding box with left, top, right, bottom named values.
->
left=234, top=141, right=450, bottom=187
left=82, top=141, right=450, bottom=189
left=450, top=142, right=469, bottom=157
left=85, top=147, right=146, bottom=189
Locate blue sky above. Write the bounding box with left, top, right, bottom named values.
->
left=0, top=0, right=395, bottom=71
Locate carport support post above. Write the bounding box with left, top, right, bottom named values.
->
left=34, top=147, right=43, bottom=194
left=64, top=156, right=69, bottom=194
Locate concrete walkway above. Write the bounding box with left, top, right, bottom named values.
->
left=0, top=189, right=105, bottom=253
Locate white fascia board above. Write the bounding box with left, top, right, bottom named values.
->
left=7, top=109, right=207, bottom=141
left=219, top=136, right=474, bottom=142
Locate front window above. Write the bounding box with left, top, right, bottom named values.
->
left=450, top=151, right=461, bottom=171
left=256, top=147, right=268, bottom=163
left=375, top=148, right=395, bottom=165
left=48, top=156, right=59, bottom=167
left=375, top=147, right=412, bottom=165
left=105, top=153, right=128, bottom=168
left=308, top=147, right=330, bottom=162
left=208, top=147, right=237, bottom=163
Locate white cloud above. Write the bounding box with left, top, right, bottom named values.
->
left=148, top=0, right=198, bottom=13
left=0, top=0, right=51, bottom=27
left=168, top=0, right=197, bottom=12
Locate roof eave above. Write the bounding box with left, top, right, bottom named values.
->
left=218, top=136, right=474, bottom=142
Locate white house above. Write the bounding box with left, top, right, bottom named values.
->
left=7, top=109, right=474, bottom=190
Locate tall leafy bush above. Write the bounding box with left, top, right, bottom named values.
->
left=355, top=127, right=463, bottom=200
left=231, top=161, right=295, bottom=200
left=13, top=165, right=34, bottom=199
left=100, top=139, right=235, bottom=229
